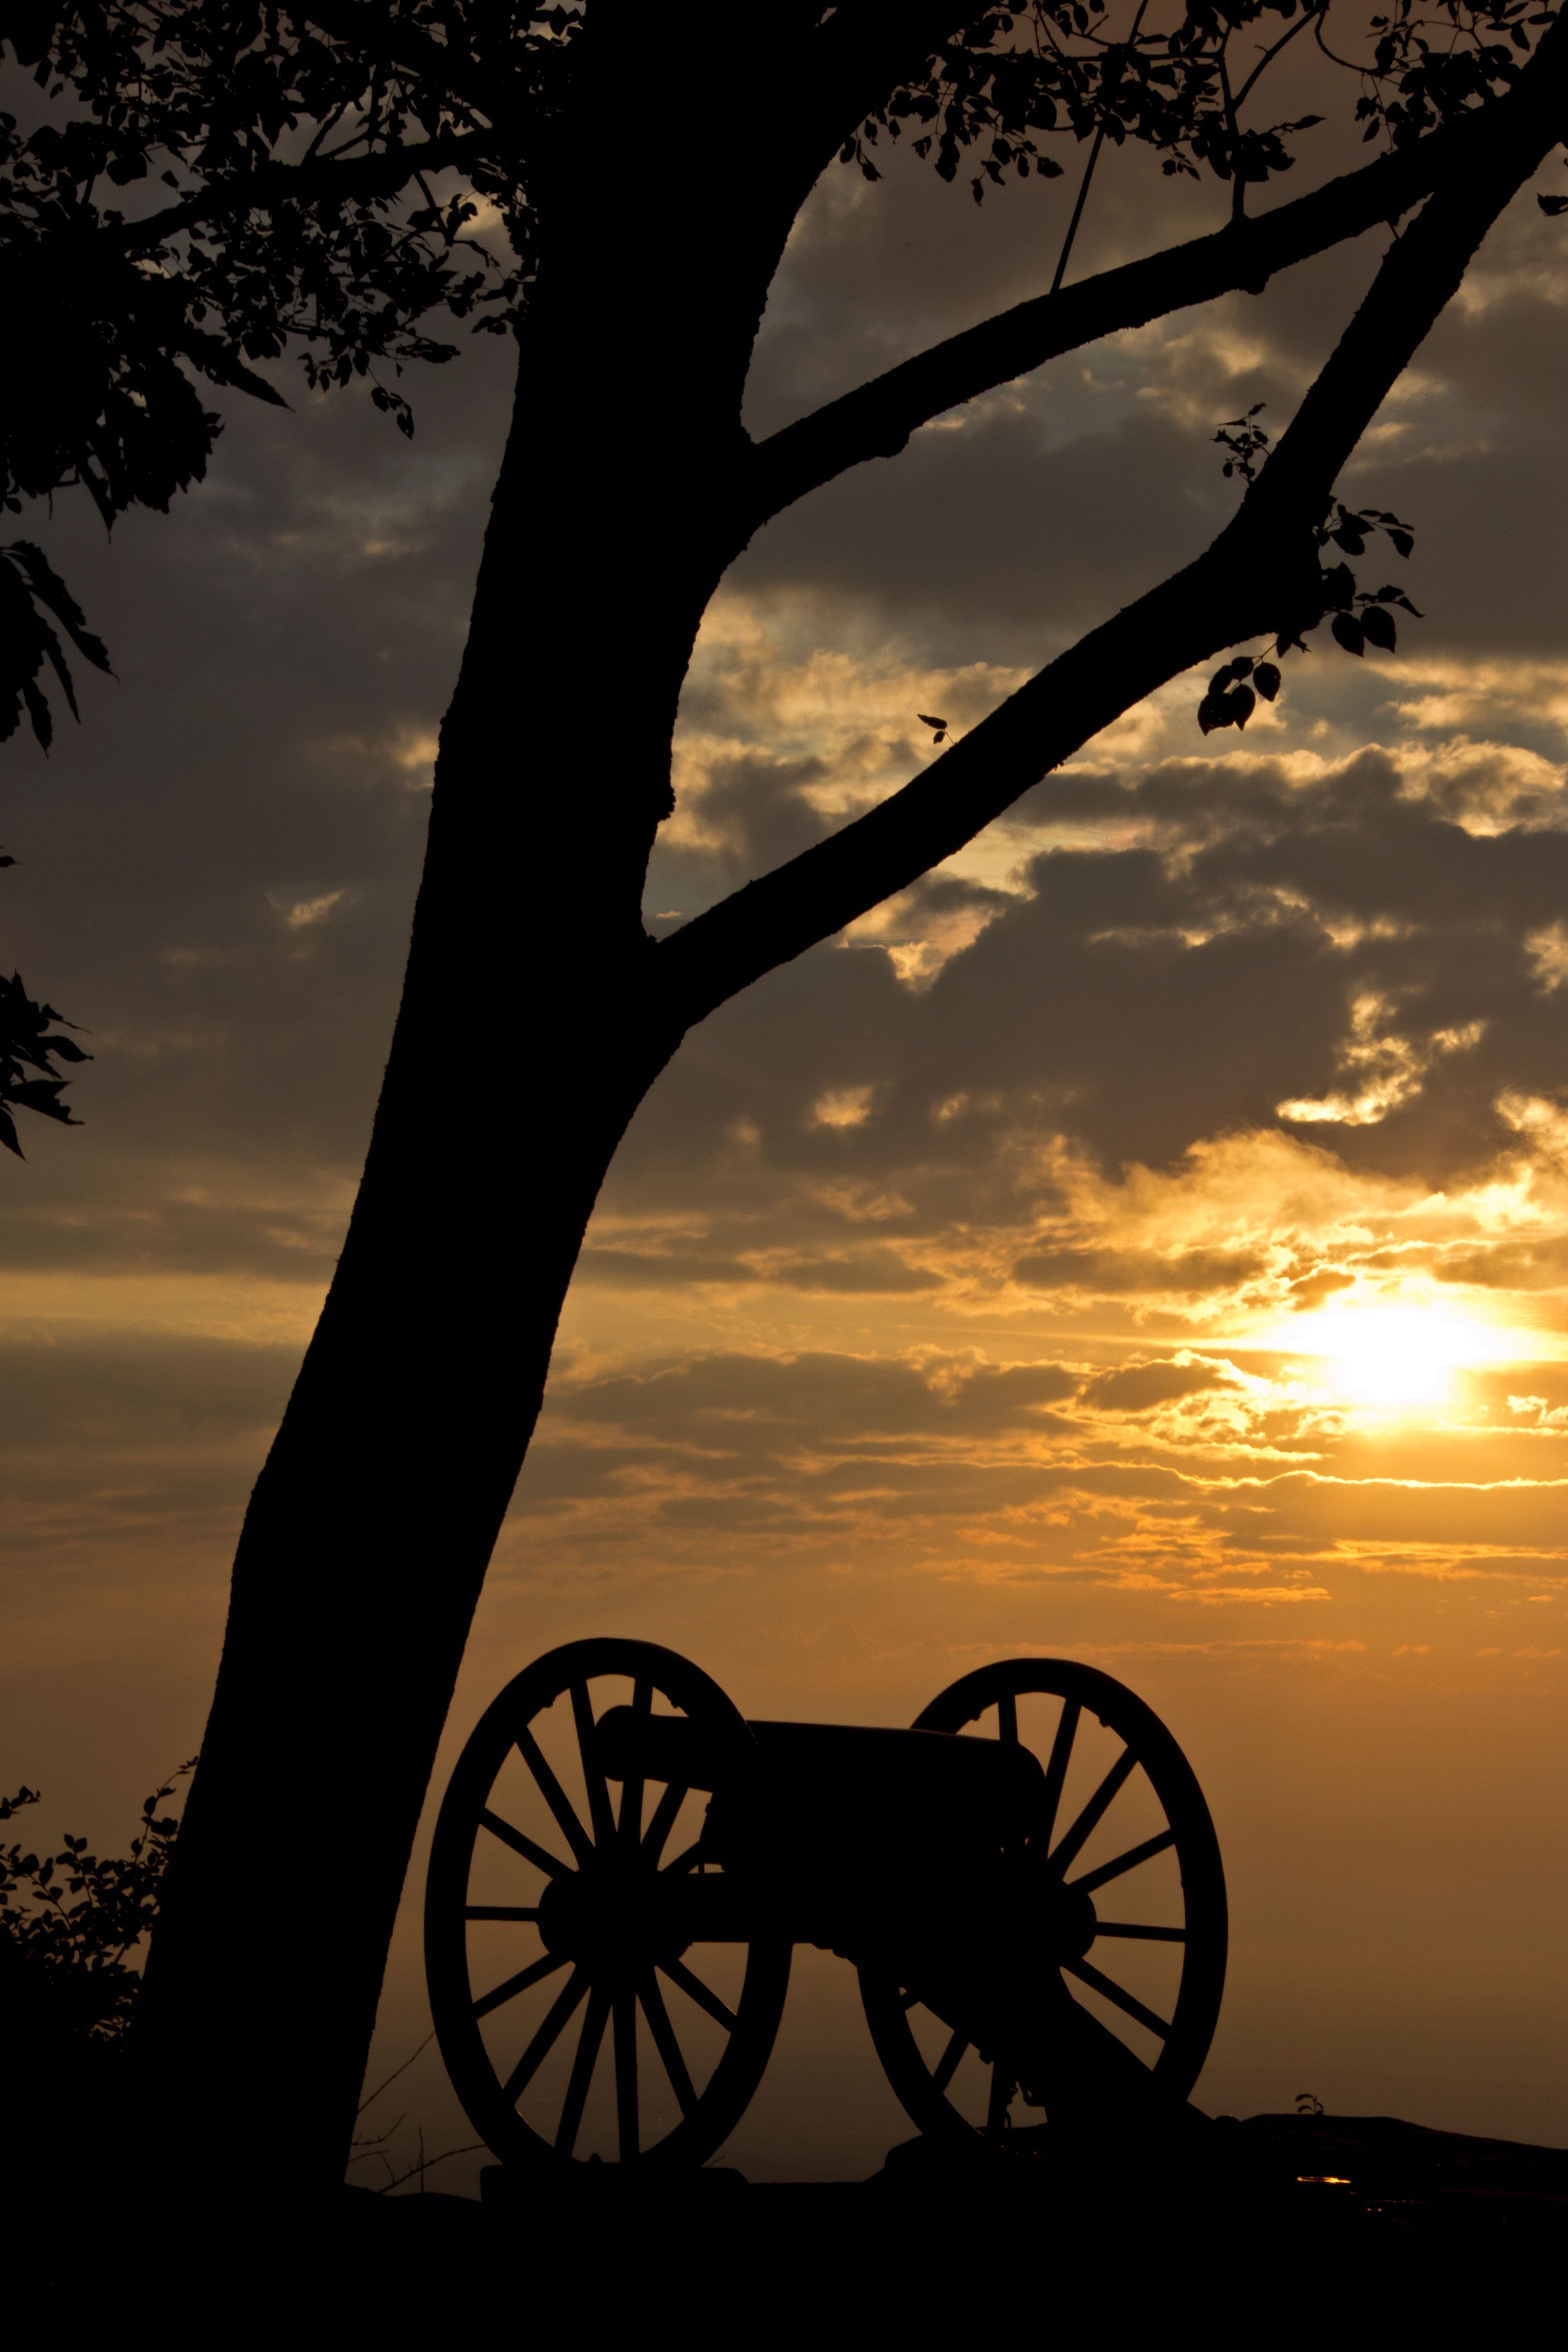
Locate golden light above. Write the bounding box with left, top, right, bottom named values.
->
left=1254, top=1302, right=1529, bottom=1412
left=1319, top=1308, right=1458, bottom=1405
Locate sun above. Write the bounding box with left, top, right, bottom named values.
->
left=1319, top=1308, right=1457, bottom=1406
left=1256, top=1302, right=1526, bottom=1412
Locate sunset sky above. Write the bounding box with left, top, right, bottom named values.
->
left=4, top=65, right=1568, bottom=2179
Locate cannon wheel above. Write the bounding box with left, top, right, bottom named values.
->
left=858, top=1657, right=1226, bottom=2147
left=425, top=1637, right=791, bottom=2167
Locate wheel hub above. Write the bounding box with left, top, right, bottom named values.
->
left=1016, top=1864, right=1097, bottom=1964
left=537, top=1864, right=688, bottom=1974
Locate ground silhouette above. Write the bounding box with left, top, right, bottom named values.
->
left=21, top=2114, right=1561, bottom=2333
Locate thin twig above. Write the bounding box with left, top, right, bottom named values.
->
left=1051, top=0, right=1153, bottom=295
left=373, top=2138, right=485, bottom=2195
left=1234, top=0, right=1324, bottom=111
left=356, top=2029, right=436, bottom=2115
left=346, top=2112, right=406, bottom=2158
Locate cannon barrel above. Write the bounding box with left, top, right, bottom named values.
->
left=593, top=1707, right=1048, bottom=1846
left=593, top=1704, right=733, bottom=1789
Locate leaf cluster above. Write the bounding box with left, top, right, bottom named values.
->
left=853, top=4, right=1548, bottom=208
left=1196, top=647, right=1281, bottom=731
left=1198, top=498, right=1422, bottom=731
left=3, top=4, right=570, bottom=432
left=0, top=836, right=90, bottom=1155
left=1214, top=400, right=1270, bottom=481
left=0, top=961, right=88, bottom=1156
left=0, top=540, right=112, bottom=748
left=1, top=4, right=579, bottom=729
left=0, top=1764, right=194, bottom=2043
left=856, top=3, right=1320, bottom=201
left=1294, top=498, right=1423, bottom=657
left=1351, top=0, right=1550, bottom=145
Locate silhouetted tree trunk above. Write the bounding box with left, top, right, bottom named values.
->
left=133, top=82, right=800, bottom=2179
left=134, top=13, right=1568, bottom=2191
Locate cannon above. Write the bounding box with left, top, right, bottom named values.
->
left=425, top=1639, right=1227, bottom=2168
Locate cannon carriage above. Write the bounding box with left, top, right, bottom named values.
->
left=425, top=1639, right=1226, bottom=2169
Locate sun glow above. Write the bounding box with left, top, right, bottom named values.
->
left=1321, top=1308, right=1463, bottom=1405
left=1261, top=1304, right=1527, bottom=1410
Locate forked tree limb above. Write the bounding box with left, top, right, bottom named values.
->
left=741, top=102, right=1528, bottom=535
left=668, top=24, right=1568, bottom=1029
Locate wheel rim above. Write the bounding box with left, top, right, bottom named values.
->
left=859, top=1658, right=1226, bottom=2147
left=425, top=1638, right=791, bottom=2167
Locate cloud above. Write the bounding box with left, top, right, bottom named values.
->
left=268, top=886, right=352, bottom=932
left=503, top=1334, right=1568, bottom=1618
left=0, top=1334, right=296, bottom=1454
left=1082, top=1359, right=1239, bottom=1413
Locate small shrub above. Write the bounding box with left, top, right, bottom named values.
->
left=0, top=1764, right=194, bottom=2044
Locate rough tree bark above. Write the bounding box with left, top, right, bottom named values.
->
left=134, top=11, right=1568, bottom=2192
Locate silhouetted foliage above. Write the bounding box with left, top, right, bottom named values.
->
left=853, top=1, right=1540, bottom=199
left=0, top=541, right=111, bottom=750
left=1198, top=479, right=1425, bottom=728
left=0, top=5, right=1551, bottom=737
left=0, top=1765, right=193, bottom=2043
left=0, top=844, right=89, bottom=1153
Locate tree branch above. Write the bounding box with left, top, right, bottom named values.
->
left=114, top=132, right=492, bottom=257
left=288, top=0, right=508, bottom=130
left=742, top=105, right=1500, bottom=535
left=668, top=32, right=1568, bottom=1029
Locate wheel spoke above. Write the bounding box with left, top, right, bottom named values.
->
left=661, top=1839, right=705, bottom=1878
left=571, top=1681, right=617, bottom=1850
left=501, top=1966, right=590, bottom=2100
left=1095, top=1920, right=1185, bottom=1942
left=640, top=1969, right=697, bottom=2118
left=996, top=1689, right=1018, bottom=1745
left=641, top=1779, right=689, bottom=1867
left=472, top=1950, right=566, bottom=2021
left=614, top=1988, right=639, bottom=2162
left=1067, top=1826, right=1176, bottom=1896
left=515, top=1726, right=595, bottom=1868
left=464, top=1904, right=541, bottom=1922
left=555, top=1986, right=610, bottom=2158
left=932, top=2028, right=968, bottom=2095
left=619, top=1679, right=651, bottom=1850
left=478, top=1808, right=566, bottom=1879
left=1062, top=1955, right=1171, bottom=2041
left=1035, top=1699, right=1079, bottom=1852
left=659, top=1956, right=737, bottom=2033
left=1048, top=1745, right=1136, bottom=1878
left=986, top=2065, right=1014, bottom=2135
